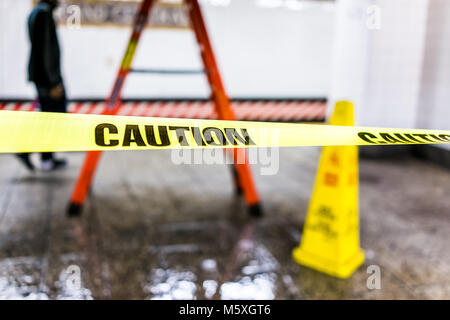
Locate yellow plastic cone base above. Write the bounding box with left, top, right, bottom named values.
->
left=292, top=101, right=365, bottom=278
left=293, top=246, right=365, bottom=279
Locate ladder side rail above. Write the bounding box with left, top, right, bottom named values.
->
left=68, top=0, right=156, bottom=214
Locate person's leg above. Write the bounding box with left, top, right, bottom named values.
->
left=38, top=86, right=68, bottom=171
left=41, top=152, right=54, bottom=161
left=38, top=85, right=67, bottom=113
left=15, top=153, right=35, bottom=171
left=37, top=90, right=55, bottom=163
left=13, top=87, right=50, bottom=171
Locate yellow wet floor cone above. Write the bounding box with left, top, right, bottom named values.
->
left=292, top=101, right=364, bottom=278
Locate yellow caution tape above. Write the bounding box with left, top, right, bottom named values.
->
left=0, top=110, right=449, bottom=153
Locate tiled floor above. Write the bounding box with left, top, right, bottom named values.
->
left=0, top=148, right=449, bottom=299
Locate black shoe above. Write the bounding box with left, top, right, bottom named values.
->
left=41, top=158, right=67, bottom=171
left=16, top=154, right=35, bottom=171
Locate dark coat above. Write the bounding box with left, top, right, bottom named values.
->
left=28, top=1, right=62, bottom=89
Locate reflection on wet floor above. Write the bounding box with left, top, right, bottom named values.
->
left=145, top=218, right=280, bottom=300
left=0, top=254, right=92, bottom=300
left=0, top=256, right=46, bottom=299
left=147, top=269, right=197, bottom=300
left=0, top=150, right=449, bottom=299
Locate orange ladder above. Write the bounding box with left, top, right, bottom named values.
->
left=67, top=0, right=261, bottom=217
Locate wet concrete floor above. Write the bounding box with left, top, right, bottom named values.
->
left=0, top=148, right=449, bottom=299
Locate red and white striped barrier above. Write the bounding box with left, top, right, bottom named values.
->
left=0, top=100, right=326, bottom=122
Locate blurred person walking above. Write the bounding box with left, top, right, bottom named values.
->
left=16, top=0, right=67, bottom=171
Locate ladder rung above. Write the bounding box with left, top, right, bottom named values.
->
left=130, top=68, right=206, bottom=75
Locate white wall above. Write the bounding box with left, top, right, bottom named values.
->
left=0, top=0, right=335, bottom=99
left=418, top=0, right=450, bottom=150
left=327, top=0, right=370, bottom=122
left=361, top=0, right=428, bottom=129
left=0, top=0, right=33, bottom=98
left=329, top=0, right=450, bottom=151
left=329, top=0, right=428, bottom=128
